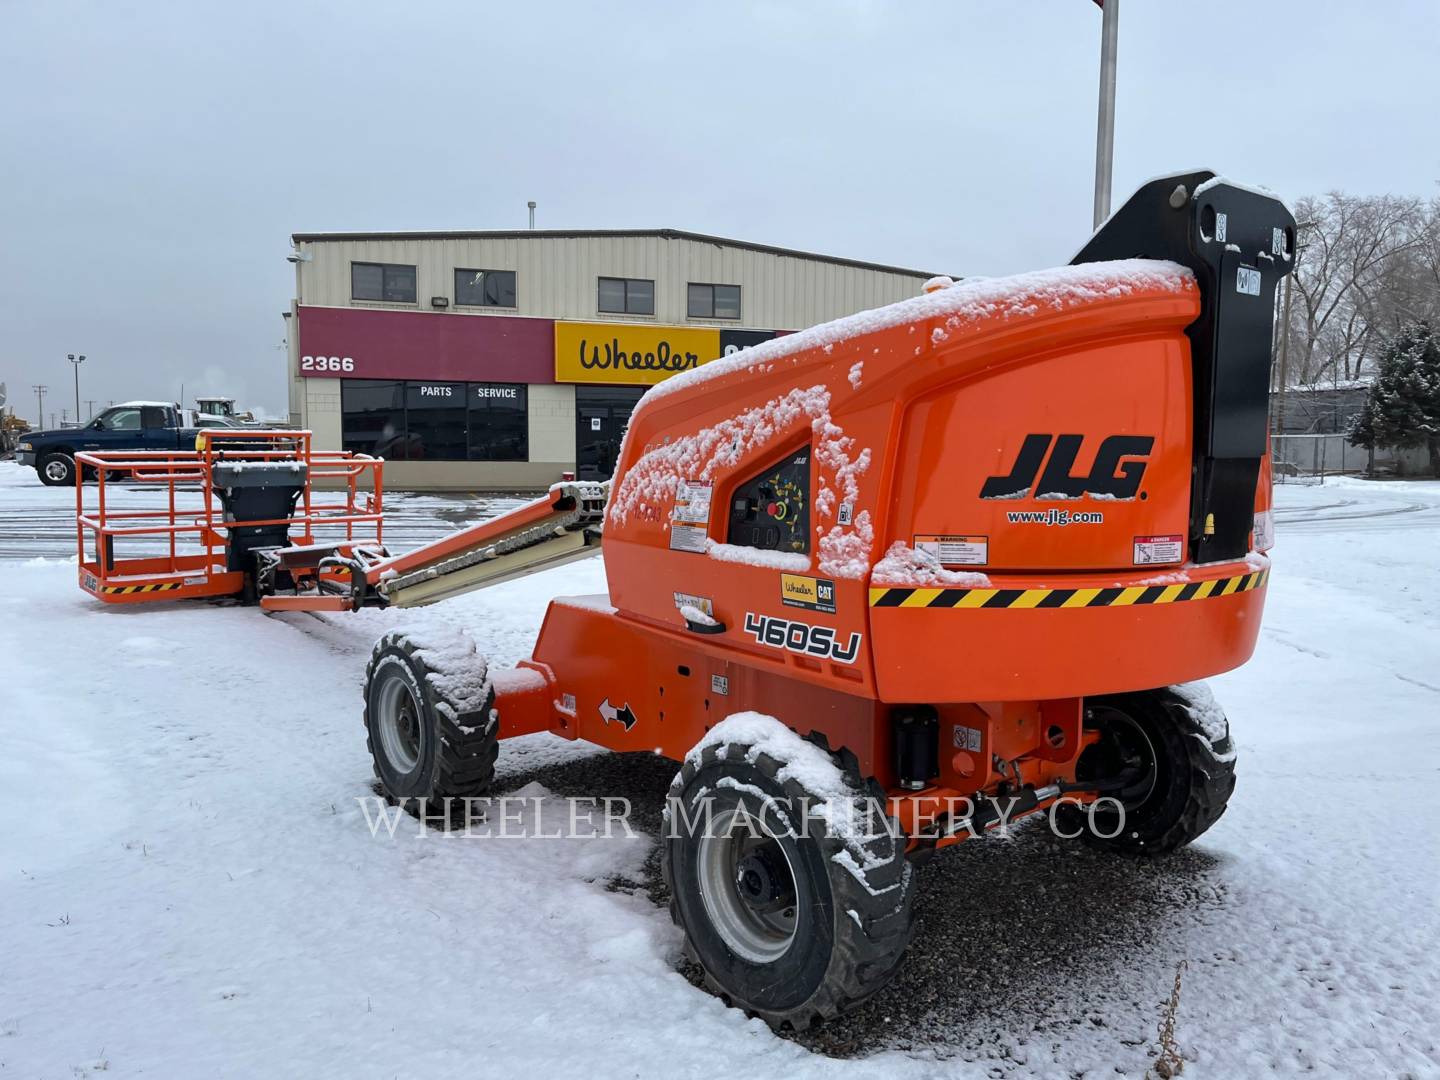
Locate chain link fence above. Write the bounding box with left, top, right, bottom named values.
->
left=1271, top=434, right=1429, bottom=480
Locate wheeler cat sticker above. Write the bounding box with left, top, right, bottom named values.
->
left=780, top=574, right=836, bottom=614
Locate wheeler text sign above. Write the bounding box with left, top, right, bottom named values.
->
left=554, top=323, right=722, bottom=386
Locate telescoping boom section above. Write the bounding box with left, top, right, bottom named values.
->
left=257, top=481, right=607, bottom=612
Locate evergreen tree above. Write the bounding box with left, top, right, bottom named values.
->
left=1349, top=322, right=1440, bottom=475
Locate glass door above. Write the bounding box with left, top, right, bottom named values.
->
left=574, top=386, right=645, bottom=481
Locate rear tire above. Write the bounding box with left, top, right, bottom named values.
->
left=38, top=452, right=75, bottom=486
left=363, top=629, right=498, bottom=818
left=1066, top=684, right=1237, bottom=855
left=663, top=726, right=914, bottom=1030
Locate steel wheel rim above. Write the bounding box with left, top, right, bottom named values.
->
left=1083, top=704, right=1161, bottom=812
left=44, top=459, right=70, bottom=482
left=376, top=674, right=422, bottom=774
left=696, top=808, right=799, bottom=963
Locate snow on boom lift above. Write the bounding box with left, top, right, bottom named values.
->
left=79, top=172, right=1294, bottom=1032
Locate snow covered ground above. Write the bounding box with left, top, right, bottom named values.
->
left=1, top=461, right=1438, bottom=1078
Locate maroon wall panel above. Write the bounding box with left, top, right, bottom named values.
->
left=297, top=306, right=555, bottom=383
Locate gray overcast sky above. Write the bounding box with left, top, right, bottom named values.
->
left=2, top=0, right=1437, bottom=421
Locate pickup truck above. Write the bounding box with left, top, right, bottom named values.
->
left=16, top=401, right=201, bottom=485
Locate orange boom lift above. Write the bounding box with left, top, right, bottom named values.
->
left=77, top=172, right=1293, bottom=1031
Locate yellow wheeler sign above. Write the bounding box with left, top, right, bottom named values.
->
left=554, top=322, right=721, bottom=386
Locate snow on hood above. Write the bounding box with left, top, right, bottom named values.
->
left=610, top=260, right=1192, bottom=583
left=607, top=382, right=876, bottom=579
left=636, top=259, right=1194, bottom=408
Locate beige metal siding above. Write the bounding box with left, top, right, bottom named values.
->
left=292, top=230, right=937, bottom=488
left=527, top=384, right=575, bottom=464
left=295, top=234, right=931, bottom=331
left=301, top=376, right=342, bottom=449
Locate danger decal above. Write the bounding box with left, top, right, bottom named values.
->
left=1133, top=534, right=1184, bottom=565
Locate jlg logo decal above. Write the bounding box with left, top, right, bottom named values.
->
left=981, top=434, right=1154, bottom=500
left=743, top=613, right=861, bottom=665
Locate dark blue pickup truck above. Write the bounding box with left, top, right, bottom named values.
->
left=16, top=401, right=202, bottom=485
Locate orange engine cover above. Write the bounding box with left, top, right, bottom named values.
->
left=590, top=260, right=1268, bottom=707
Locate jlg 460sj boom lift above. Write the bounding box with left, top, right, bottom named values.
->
left=359, top=171, right=1294, bottom=1028
left=72, top=172, right=1291, bottom=1029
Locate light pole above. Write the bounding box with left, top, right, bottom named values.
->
left=68, top=353, right=85, bottom=424
left=1092, top=0, right=1120, bottom=229
left=33, top=385, right=47, bottom=427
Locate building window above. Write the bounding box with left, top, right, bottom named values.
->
left=340, top=379, right=529, bottom=462
left=351, top=262, right=417, bottom=303
left=341, top=380, right=409, bottom=458
left=687, top=283, right=742, bottom=320
left=469, top=383, right=528, bottom=461
left=455, top=268, right=517, bottom=308
left=404, top=382, right=469, bottom=461
left=597, top=276, right=654, bottom=316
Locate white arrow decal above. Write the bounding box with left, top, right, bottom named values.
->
left=598, top=698, right=638, bottom=731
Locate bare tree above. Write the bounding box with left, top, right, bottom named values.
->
left=1283, top=193, right=1430, bottom=388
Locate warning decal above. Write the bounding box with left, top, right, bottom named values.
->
left=673, top=591, right=713, bottom=616
left=952, top=725, right=982, bottom=752
left=669, top=480, right=713, bottom=552
left=669, top=526, right=707, bottom=553
left=672, top=481, right=712, bottom=524
left=1133, top=534, right=1184, bottom=565
left=914, top=534, right=988, bottom=566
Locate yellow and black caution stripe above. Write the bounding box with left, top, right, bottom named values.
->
left=101, top=581, right=185, bottom=596
left=869, top=569, right=1268, bottom=609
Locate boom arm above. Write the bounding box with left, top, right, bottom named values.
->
left=257, top=480, right=608, bottom=612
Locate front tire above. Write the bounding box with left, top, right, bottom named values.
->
left=38, top=452, right=75, bottom=486
left=1067, top=684, right=1237, bottom=855
left=663, top=725, right=914, bottom=1030
left=363, top=629, right=499, bottom=817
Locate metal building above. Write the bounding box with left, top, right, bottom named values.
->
left=287, top=229, right=938, bottom=490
